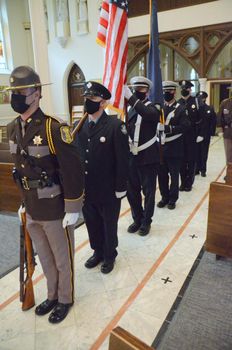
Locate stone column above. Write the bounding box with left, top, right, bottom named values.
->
left=198, top=77, right=207, bottom=92
left=28, top=0, right=53, bottom=114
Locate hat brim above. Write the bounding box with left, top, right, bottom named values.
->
left=3, top=82, right=52, bottom=91
left=128, top=84, right=150, bottom=88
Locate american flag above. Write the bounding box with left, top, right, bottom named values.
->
left=97, top=0, right=128, bottom=114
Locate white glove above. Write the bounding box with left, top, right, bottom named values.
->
left=62, top=212, right=79, bottom=228
left=18, top=205, right=25, bottom=223
left=196, top=136, right=204, bottom=143
left=157, top=122, right=165, bottom=132
left=115, top=191, right=126, bottom=199
left=124, top=85, right=132, bottom=100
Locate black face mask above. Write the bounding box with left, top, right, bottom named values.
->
left=85, top=99, right=101, bottom=114
left=163, top=91, right=175, bottom=102
left=181, top=88, right=190, bottom=97
left=135, top=91, right=146, bottom=101
left=11, top=94, right=30, bottom=114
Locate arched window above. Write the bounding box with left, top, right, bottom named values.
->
left=128, top=43, right=199, bottom=93
left=0, top=13, right=6, bottom=70
left=207, top=40, right=232, bottom=79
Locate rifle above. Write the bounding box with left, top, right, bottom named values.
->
left=71, top=112, right=88, bottom=138
left=19, top=210, right=35, bottom=311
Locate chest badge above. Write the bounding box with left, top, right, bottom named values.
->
left=100, top=136, right=106, bottom=143
left=33, top=135, right=43, bottom=146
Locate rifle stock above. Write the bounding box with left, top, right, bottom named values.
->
left=20, top=211, right=35, bottom=311
left=71, top=112, right=88, bottom=138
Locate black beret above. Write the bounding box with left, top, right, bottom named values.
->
left=196, top=91, right=208, bottom=98
left=82, top=81, right=111, bottom=100
left=179, top=80, right=194, bottom=89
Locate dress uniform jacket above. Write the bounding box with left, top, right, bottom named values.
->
left=201, top=103, right=217, bottom=138
left=217, top=98, right=232, bottom=139
left=7, top=108, right=84, bottom=221
left=178, top=95, right=204, bottom=139
left=162, top=102, right=190, bottom=158
left=74, top=111, right=129, bottom=203
left=127, top=95, right=160, bottom=164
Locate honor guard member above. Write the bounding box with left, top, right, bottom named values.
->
left=74, top=81, right=129, bottom=274
left=157, top=81, right=190, bottom=209
left=7, top=66, right=84, bottom=323
left=217, top=86, right=232, bottom=164
left=195, top=91, right=217, bottom=177
left=124, top=76, right=161, bottom=236
left=178, top=80, right=204, bottom=191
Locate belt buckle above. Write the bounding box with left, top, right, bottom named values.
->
left=130, top=143, right=138, bottom=155
left=22, top=176, right=30, bottom=190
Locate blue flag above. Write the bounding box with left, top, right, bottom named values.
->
left=147, top=0, right=163, bottom=106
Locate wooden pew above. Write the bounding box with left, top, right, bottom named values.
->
left=225, top=162, right=232, bottom=185
left=0, top=162, right=21, bottom=212
left=205, top=164, right=232, bottom=258
left=109, top=327, right=154, bottom=350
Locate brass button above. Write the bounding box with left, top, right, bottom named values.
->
left=51, top=194, right=54, bottom=198
left=21, top=164, right=25, bottom=168
left=85, top=160, right=88, bottom=163
left=37, top=154, right=41, bottom=158
left=85, top=171, right=88, bottom=175
left=86, top=149, right=89, bottom=152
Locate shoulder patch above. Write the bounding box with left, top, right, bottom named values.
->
left=120, top=124, right=127, bottom=135
left=60, top=126, right=73, bottom=144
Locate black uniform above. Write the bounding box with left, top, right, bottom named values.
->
left=74, top=111, right=129, bottom=262
left=196, top=103, right=217, bottom=175
left=158, top=101, right=190, bottom=204
left=178, top=95, right=203, bottom=190
left=127, top=94, right=160, bottom=227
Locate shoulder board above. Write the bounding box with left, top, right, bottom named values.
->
left=48, top=115, right=64, bottom=124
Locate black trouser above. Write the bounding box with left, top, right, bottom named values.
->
left=158, top=157, right=182, bottom=204
left=180, top=133, right=197, bottom=188
left=127, top=160, right=159, bottom=226
left=196, top=136, right=211, bottom=174
left=82, top=198, right=121, bottom=262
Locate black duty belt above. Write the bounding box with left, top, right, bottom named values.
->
left=21, top=176, right=58, bottom=190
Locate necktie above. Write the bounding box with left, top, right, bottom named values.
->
left=88, top=121, right=95, bottom=129
left=21, top=121, right=26, bottom=137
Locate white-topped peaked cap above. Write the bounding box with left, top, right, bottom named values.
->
left=129, top=76, right=153, bottom=90
left=162, top=81, right=179, bottom=90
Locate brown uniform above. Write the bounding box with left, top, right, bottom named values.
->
left=217, top=98, right=232, bottom=163
left=7, top=108, right=84, bottom=304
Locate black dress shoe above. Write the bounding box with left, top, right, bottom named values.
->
left=184, top=186, right=192, bottom=192
left=127, top=222, right=141, bottom=233
left=167, top=202, right=176, bottom=210
left=201, top=172, right=206, bottom=177
left=85, top=253, right=103, bottom=268
left=157, top=200, right=168, bottom=208
left=138, top=225, right=151, bottom=236
left=48, top=302, right=72, bottom=324
left=195, top=170, right=200, bottom=175
left=35, top=299, right=58, bottom=316
left=179, top=184, right=185, bottom=191
left=101, top=261, right=115, bottom=274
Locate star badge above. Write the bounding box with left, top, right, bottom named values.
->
left=33, top=135, right=43, bottom=146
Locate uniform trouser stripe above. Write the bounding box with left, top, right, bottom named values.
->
left=64, top=227, right=74, bottom=303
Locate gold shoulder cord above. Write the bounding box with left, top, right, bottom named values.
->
left=46, top=117, right=56, bottom=155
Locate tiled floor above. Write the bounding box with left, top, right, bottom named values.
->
left=0, top=135, right=226, bottom=350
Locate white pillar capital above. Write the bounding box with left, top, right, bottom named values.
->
left=199, top=78, right=207, bottom=92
